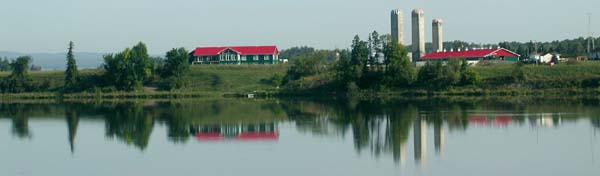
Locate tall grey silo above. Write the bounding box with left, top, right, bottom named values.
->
left=391, top=9, right=404, bottom=45
left=432, top=19, right=443, bottom=52
left=411, top=9, right=425, bottom=62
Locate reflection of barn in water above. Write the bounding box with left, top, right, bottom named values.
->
left=469, top=115, right=513, bottom=127
left=191, top=123, right=279, bottom=141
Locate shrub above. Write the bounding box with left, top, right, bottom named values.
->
left=417, top=59, right=464, bottom=90
left=459, top=59, right=481, bottom=85
left=511, top=62, right=527, bottom=83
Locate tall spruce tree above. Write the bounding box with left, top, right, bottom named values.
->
left=64, top=41, right=79, bottom=89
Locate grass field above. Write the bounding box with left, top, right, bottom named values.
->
left=473, top=61, right=600, bottom=89
left=474, top=61, right=600, bottom=79
left=182, top=64, right=287, bottom=92
left=0, top=64, right=288, bottom=94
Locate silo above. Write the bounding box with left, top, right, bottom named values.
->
left=432, top=19, right=443, bottom=52
left=412, top=9, right=425, bottom=62
left=391, top=9, right=404, bottom=45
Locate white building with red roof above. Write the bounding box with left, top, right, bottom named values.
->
left=418, top=48, right=520, bottom=66
left=190, top=46, right=279, bottom=64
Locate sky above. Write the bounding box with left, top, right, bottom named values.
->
left=0, top=0, right=599, bottom=54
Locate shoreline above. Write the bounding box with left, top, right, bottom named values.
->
left=1, top=88, right=599, bottom=101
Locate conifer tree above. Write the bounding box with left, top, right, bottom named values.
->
left=64, top=41, right=79, bottom=89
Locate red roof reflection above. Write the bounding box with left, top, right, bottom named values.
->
left=469, top=116, right=513, bottom=127
left=195, top=132, right=279, bottom=141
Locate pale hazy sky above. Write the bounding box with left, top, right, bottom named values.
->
left=0, top=0, right=598, bottom=54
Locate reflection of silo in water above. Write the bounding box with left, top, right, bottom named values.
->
left=414, top=116, right=427, bottom=166
left=393, top=142, right=408, bottom=165
left=400, top=142, right=407, bottom=165
left=434, top=123, right=445, bottom=156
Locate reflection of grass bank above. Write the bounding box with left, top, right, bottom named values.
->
left=1, top=88, right=600, bottom=101
left=0, top=91, right=228, bottom=100
left=273, top=88, right=600, bottom=99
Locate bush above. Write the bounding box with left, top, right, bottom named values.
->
left=511, top=62, right=527, bottom=83
left=460, top=69, right=481, bottom=85
left=270, top=74, right=283, bottom=87
left=346, top=81, right=360, bottom=96
left=459, top=60, right=481, bottom=86
left=283, top=52, right=327, bottom=83
left=417, top=60, right=460, bottom=90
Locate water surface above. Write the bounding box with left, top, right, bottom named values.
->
left=1, top=99, right=599, bottom=176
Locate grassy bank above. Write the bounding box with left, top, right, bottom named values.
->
left=0, top=64, right=287, bottom=100
left=474, top=61, right=600, bottom=89
left=278, top=61, right=600, bottom=98
left=2, top=62, right=600, bottom=100
left=181, top=64, right=286, bottom=92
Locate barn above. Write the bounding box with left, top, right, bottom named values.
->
left=419, top=48, right=520, bottom=66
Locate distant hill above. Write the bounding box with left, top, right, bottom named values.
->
left=0, top=51, right=106, bottom=70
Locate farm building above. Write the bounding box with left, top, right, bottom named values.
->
left=530, top=53, right=561, bottom=63
left=418, top=48, right=520, bottom=66
left=190, top=46, right=279, bottom=65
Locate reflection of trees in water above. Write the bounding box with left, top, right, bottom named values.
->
left=282, top=99, right=420, bottom=163
left=281, top=100, right=348, bottom=137
left=12, top=112, right=31, bottom=139
left=158, top=102, right=190, bottom=144
left=0, top=104, right=34, bottom=139
left=103, top=103, right=155, bottom=150
left=281, top=99, right=494, bottom=163
left=65, top=105, right=79, bottom=153
left=2, top=98, right=600, bottom=154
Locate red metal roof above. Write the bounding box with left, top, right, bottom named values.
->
left=192, top=46, right=278, bottom=56
left=421, top=48, right=519, bottom=60
left=194, top=133, right=224, bottom=140
left=236, top=132, right=279, bottom=141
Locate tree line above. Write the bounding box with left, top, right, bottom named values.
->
left=281, top=31, right=481, bottom=94
left=281, top=37, right=600, bottom=63
left=498, top=37, right=599, bottom=58
left=0, top=42, right=191, bottom=93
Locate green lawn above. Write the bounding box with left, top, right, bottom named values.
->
left=182, top=64, right=288, bottom=92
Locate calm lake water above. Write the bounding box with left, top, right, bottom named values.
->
left=1, top=98, right=599, bottom=176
